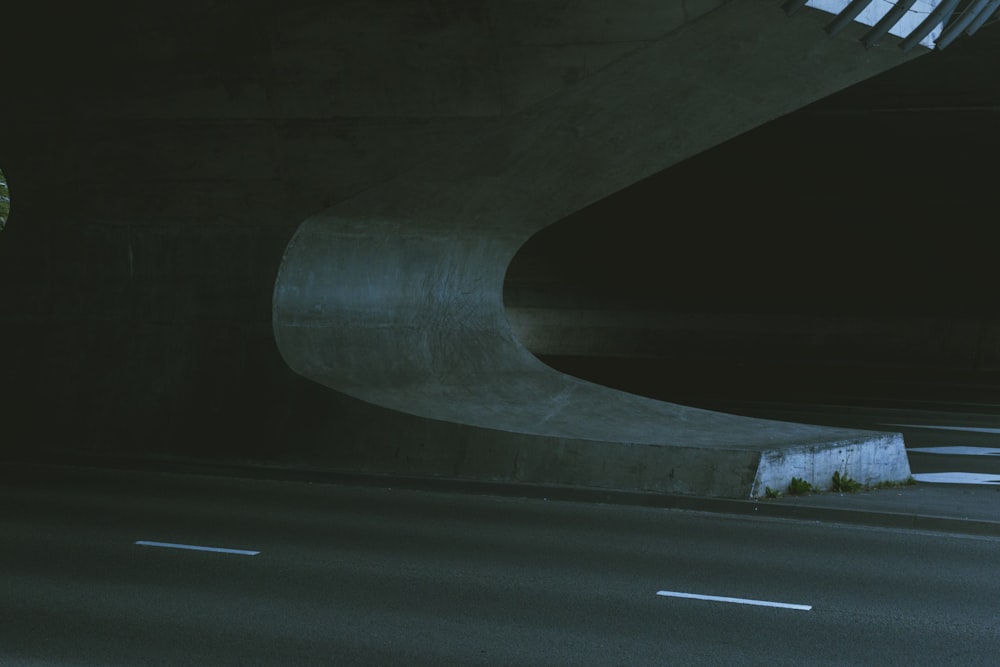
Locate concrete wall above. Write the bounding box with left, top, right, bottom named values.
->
left=0, top=0, right=726, bottom=466
left=0, top=0, right=990, bottom=474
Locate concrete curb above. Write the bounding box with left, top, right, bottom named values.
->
left=7, top=454, right=997, bottom=538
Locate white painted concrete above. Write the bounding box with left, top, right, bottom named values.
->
left=751, top=433, right=910, bottom=498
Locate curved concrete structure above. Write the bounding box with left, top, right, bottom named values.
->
left=274, top=1, right=918, bottom=497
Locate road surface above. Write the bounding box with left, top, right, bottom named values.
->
left=2, top=457, right=998, bottom=666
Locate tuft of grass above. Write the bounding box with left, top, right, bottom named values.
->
left=763, top=474, right=918, bottom=500
left=870, top=476, right=918, bottom=490
left=787, top=477, right=813, bottom=495
left=831, top=470, right=862, bottom=493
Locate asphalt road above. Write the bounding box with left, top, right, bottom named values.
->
left=2, top=462, right=999, bottom=666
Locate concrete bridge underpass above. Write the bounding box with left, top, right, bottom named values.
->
left=274, top=1, right=999, bottom=498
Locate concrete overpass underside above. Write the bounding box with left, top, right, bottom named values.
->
left=7, top=1, right=996, bottom=497
left=273, top=1, right=931, bottom=497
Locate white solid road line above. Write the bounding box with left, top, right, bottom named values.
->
left=656, top=590, right=812, bottom=611
left=908, top=446, right=1000, bottom=456
left=135, top=540, right=260, bottom=556
left=910, top=473, right=1000, bottom=485
left=882, top=424, right=1000, bottom=435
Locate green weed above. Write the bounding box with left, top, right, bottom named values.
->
left=831, top=470, right=862, bottom=493
left=787, top=477, right=813, bottom=495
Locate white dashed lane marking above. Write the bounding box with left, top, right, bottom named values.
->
left=656, top=590, right=812, bottom=611
left=135, top=541, right=260, bottom=556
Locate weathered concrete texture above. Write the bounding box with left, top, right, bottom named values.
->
left=752, top=434, right=909, bottom=497
left=274, top=1, right=919, bottom=497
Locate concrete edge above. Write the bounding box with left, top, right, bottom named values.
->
left=5, top=453, right=997, bottom=538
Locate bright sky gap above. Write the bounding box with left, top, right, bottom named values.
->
left=805, top=0, right=945, bottom=48
left=135, top=540, right=260, bottom=556
left=656, top=590, right=812, bottom=611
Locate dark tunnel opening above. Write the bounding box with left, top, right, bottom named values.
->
left=504, top=104, right=1000, bottom=410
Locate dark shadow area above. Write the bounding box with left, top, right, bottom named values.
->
left=505, top=25, right=1000, bottom=409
